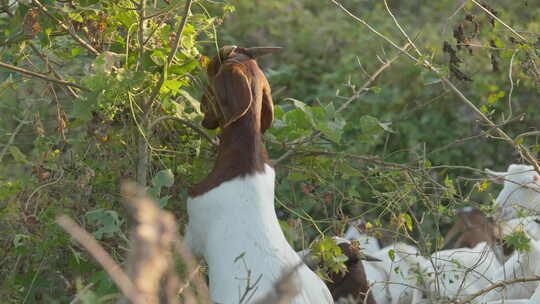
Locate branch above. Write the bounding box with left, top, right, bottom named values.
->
left=56, top=216, right=142, bottom=304
left=331, top=0, right=540, bottom=174
left=29, top=44, right=80, bottom=98
left=0, top=61, right=91, bottom=92
left=30, top=0, right=100, bottom=56
left=146, top=0, right=193, bottom=105
left=149, top=115, right=218, bottom=146
left=469, top=0, right=527, bottom=42
left=458, top=276, right=540, bottom=304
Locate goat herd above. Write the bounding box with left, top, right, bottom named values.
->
left=181, top=45, right=540, bottom=304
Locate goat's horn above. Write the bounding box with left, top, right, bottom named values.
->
left=485, top=168, right=507, bottom=177
left=245, top=47, right=282, bottom=58
left=361, top=253, right=382, bottom=262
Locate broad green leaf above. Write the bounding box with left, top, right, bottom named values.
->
left=151, top=169, right=174, bottom=189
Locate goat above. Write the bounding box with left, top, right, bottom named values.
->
left=364, top=242, right=428, bottom=304
left=344, top=219, right=382, bottom=255
left=499, top=216, right=540, bottom=242
left=486, top=164, right=540, bottom=220
left=184, top=46, right=333, bottom=303
left=419, top=242, right=502, bottom=302
left=481, top=239, right=540, bottom=302
left=329, top=237, right=378, bottom=304
left=442, top=207, right=497, bottom=250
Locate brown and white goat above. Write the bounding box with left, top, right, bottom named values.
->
left=184, top=46, right=333, bottom=304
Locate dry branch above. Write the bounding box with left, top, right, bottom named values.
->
left=121, top=181, right=181, bottom=304
left=458, top=276, right=540, bottom=304
left=0, top=61, right=91, bottom=92
left=30, top=0, right=100, bottom=56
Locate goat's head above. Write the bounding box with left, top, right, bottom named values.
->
left=200, top=46, right=281, bottom=132
left=486, top=164, right=540, bottom=218
left=442, top=207, right=496, bottom=249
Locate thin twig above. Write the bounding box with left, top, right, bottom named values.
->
left=383, top=0, right=422, bottom=57
left=505, top=49, right=518, bottom=122
left=57, top=216, right=142, bottom=304
left=0, top=115, right=30, bottom=163
left=0, top=61, right=91, bottom=91
left=30, top=0, right=100, bottom=56
left=469, top=0, right=527, bottom=42
left=29, top=44, right=80, bottom=98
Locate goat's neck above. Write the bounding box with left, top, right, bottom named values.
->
left=190, top=112, right=270, bottom=197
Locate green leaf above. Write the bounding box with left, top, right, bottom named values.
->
left=388, top=249, right=395, bottom=261
left=359, top=115, right=384, bottom=135
left=68, top=12, right=84, bottom=23
left=86, top=209, right=123, bottom=240
left=504, top=231, right=531, bottom=252
left=169, top=59, right=199, bottom=75
left=37, top=28, right=52, bottom=48
left=151, top=169, right=174, bottom=188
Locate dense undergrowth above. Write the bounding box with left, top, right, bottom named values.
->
left=0, top=0, right=538, bottom=302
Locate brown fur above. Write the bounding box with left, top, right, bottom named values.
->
left=443, top=208, right=496, bottom=249
left=327, top=243, right=377, bottom=304
left=189, top=47, right=275, bottom=197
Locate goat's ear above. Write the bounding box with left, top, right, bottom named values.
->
left=485, top=168, right=506, bottom=184
left=214, top=64, right=252, bottom=128
left=200, top=89, right=220, bottom=130
left=261, top=82, right=274, bottom=133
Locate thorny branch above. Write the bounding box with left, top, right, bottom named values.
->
left=330, top=0, right=540, bottom=174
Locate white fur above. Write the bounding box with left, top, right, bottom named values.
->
left=499, top=216, right=540, bottom=241
left=184, top=165, right=333, bottom=304
left=364, top=242, right=428, bottom=304
left=421, top=242, right=502, bottom=302
left=486, top=164, right=540, bottom=220
left=482, top=240, right=540, bottom=301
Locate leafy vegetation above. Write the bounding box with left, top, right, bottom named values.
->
left=0, top=0, right=538, bottom=302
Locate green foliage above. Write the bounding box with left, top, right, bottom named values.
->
left=310, top=237, right=349, bottom=280
left=0, top=0, right=539, bottom=302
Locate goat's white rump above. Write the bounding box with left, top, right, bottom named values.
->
left=486, top=164, right=540, bottom=220
left=184, top=165, right=333, bottom=304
